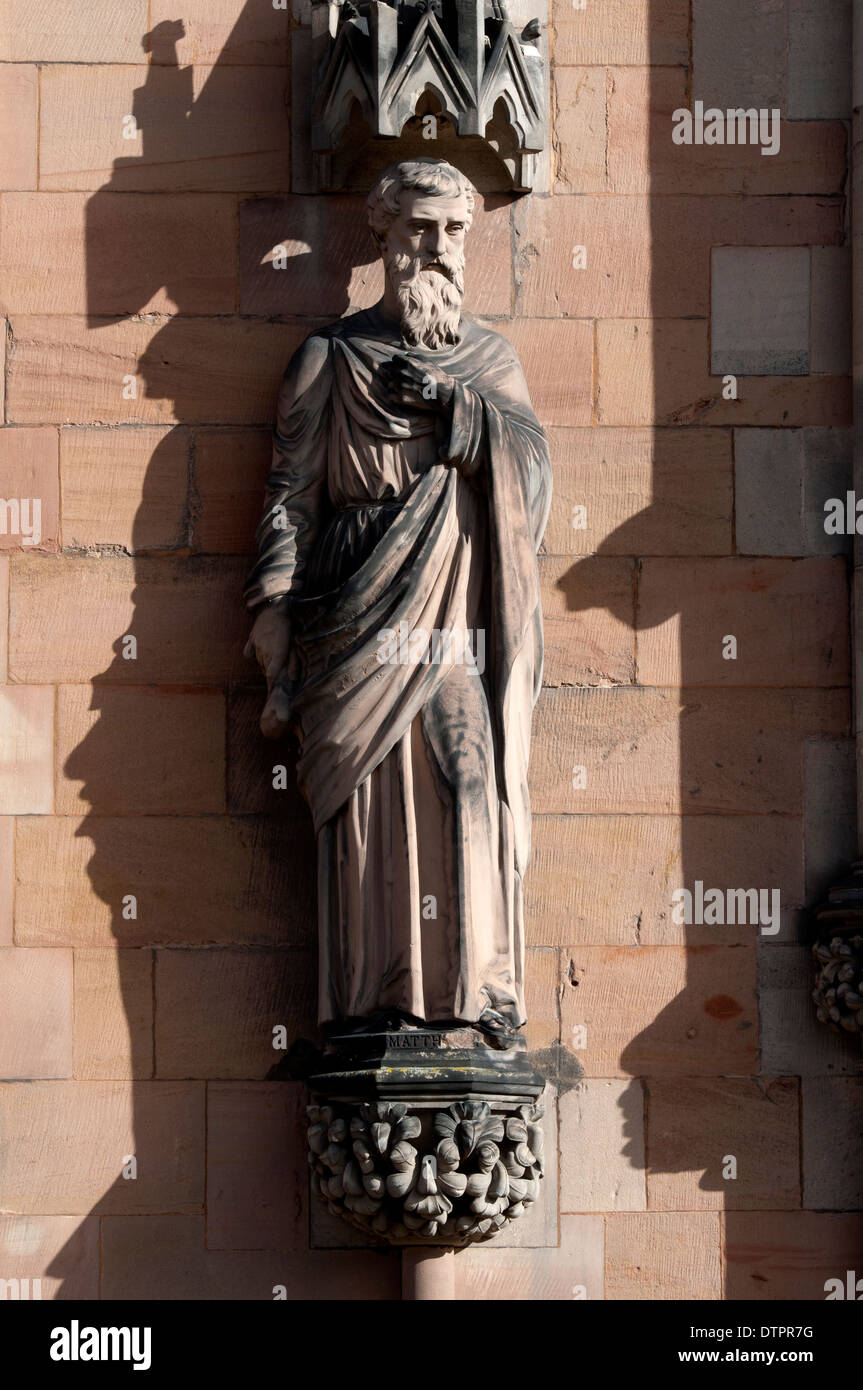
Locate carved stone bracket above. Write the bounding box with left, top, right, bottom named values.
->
left=306, top=0, right=547, bottom=192
left=305, top=1025, right=546, bottom=1244
left=812, top=860, right=863, bottom=1042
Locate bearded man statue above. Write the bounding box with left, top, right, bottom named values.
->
left=244, top=158, right=551, bottom=1050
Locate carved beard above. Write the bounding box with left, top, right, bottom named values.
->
left=385, top=249, right=465, bottom=349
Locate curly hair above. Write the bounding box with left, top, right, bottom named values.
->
left=366, top=159, right=476, bottom=243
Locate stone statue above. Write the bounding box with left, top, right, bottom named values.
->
left=244, top=158, right=551, bottom=1055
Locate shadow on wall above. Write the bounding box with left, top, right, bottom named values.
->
left=46, top=7, right=401, bottom=1299
left=554, top=0, right=857, bottom=1299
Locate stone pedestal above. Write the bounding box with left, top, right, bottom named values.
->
left=305, top=1026, right=546, bottom=1245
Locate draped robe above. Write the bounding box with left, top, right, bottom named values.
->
left=244, top=305, right=551, bottom=1028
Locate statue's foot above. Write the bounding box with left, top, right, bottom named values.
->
left=477, top=1008, right=522, bottom=1051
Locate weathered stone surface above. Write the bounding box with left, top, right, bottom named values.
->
left=0, top=1080, right=204, bottom=1212
left=73, top=948, right=153, bottom=1080
left=527, top=813, right=804, bottom=948
left=149, top=0, right=291, bottom=67
left=725, top=1211, right=863, bottom=1300
left=552, top=0, right=689, bottom=66
left=693, top=0, right=786, bottom=108
left=560, top=945, right=758, bottom=1077
left=9, top=554, right=249, bottom=684
left=802, top=1078, right=863, bottom=1210
left=453, top=1214, right=604, bottom=1299
left=788, top=0, right=852, bottom=119
left=193, top=428, right=271, bottom=554
left=804, top=739, right=857, bottom=904
left=101, top=1213, right=400, bottom=1298
left=39, top=64, right=290, bottom=192
left=60, top=426, right=189, bottom=551
left=530, top=686, right=848, bottom=815
left=15, top=815, right=315, bottom=949
left=637, top=558, right=850, bottom=687
left=0, top=65, right=37, bottom=189
left=552, top=67, right=608, bottom=194
left=154, top=948, right=316, bottom=1079
left=207, top=1082, right=306, bottom=1251
left=55, top=684, right=225, bottom=815
left=646, top=1077, right=800, bottom=1210
left=540, top=555, right=634, bottom=686
left=811, top=247, right=852, bottom=375
left=759, top=946, right=859, bottom=1076
left=7, top=316, right=309, bottom=426
left=0, top=1, right=147, bottom=62
left=0, top=1214, right=99, bottom=1300
left=542, top=427, right=732, bottom=558
left=0, top=818, right=12, bottom=946
left=734, top=427, right=853, bottom=557
left=1, top=194, right=237, bottom=316
left=0, top=685, right=53, bottom=814
left=0, top=948, right=73, bottom=1079
left=560, top=1079, right=646, bottom=1212
left=608, top=67, right=846, bottom=197
left=596, top=319, right=850, bottom=428
left=0, top=427, right=59, bottom=551
left=711, top=247, right=811, bottom=376
left=605, top=1212, right=722, bottom=1299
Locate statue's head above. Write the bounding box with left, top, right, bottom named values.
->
left=367, top=158, right=476, bottom=349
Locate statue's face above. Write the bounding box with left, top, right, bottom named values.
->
left=382, top=189, right=469, bottom=274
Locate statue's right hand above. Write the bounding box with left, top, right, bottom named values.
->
left=243, top=603, right=292, bottom=689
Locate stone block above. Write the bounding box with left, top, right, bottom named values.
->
left=560, top=944, right=759, bottom=1077
left=7, top=316, right=309, bottom=427
left=453, top=1215, right=604, bottom=1300
left=551, top=0, right=689, bottom=66
left=1, top=193, right=237, bottom=316
left=9, top=553, right=249, bottom=684
left=542, top=427, right=732, bottom=559
left=0, top=427, right=59, bottom=551
left=560, top=1079, right=646, bottom=1211
left=693, top=0, right=786, bottom=109
left=73, top=947, right=153, bottom=1080
left=55, top=684, right=225, bottom=815
left=60, top=426, right=189, bottom=551
left=15, top=814, right=315, bottom=949
left=605, top=1212, right=722, bottom=1299
left=646, top=1077, right=800, bottom=1210
left=734, top=426, right=853, bottom=556
left=39, top=64, right=290, bottom=193
left=154, top=948, right=316, bottom=1079
left=193, top=428, right=272, bottom=554
left=487, top=319, right=593, bottom=428
left=552, top=66, right=608, bottom=194
left=530, top=685, right=848, bottom=816
left=636, top=557, right=849, bottom=687
left=0, top=685, right=53, bottom=814
left=0, top=0, right=147, bottom=61
left=0, top=1079, right=204, bottom=1213
left=802, top=1078, right=863, bottom=1209
left=725, top=1211, right=863, bottom=1300
left=0, top=1214, right=99, bottom=1300
left=711, top=247, right=810, bottom=376
left=0, top=948, right=73, bottom=1079
left=596, top=318, right=849, bottom=428
left=149, top=0, right=291, bottom=67
left=803, top=738, right=856, bottom=903
left=788, top=0, right=852, bottom=119
left=811, top=246, right=852, bottom=375
left=101, top=1213, right=400, bottom=1298
left=0, top=66, right=37, bottom=189
left=539, top=554, right=635, bottom=686
left=759, top=946, right=860, bottom=1075
left=206, top=1082, right=306, bottom=1251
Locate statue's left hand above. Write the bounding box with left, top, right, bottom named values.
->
left=378, top=353, right=455, bottom=413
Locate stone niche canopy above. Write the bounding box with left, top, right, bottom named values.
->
left=305, top=0, right=547, bottom=193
